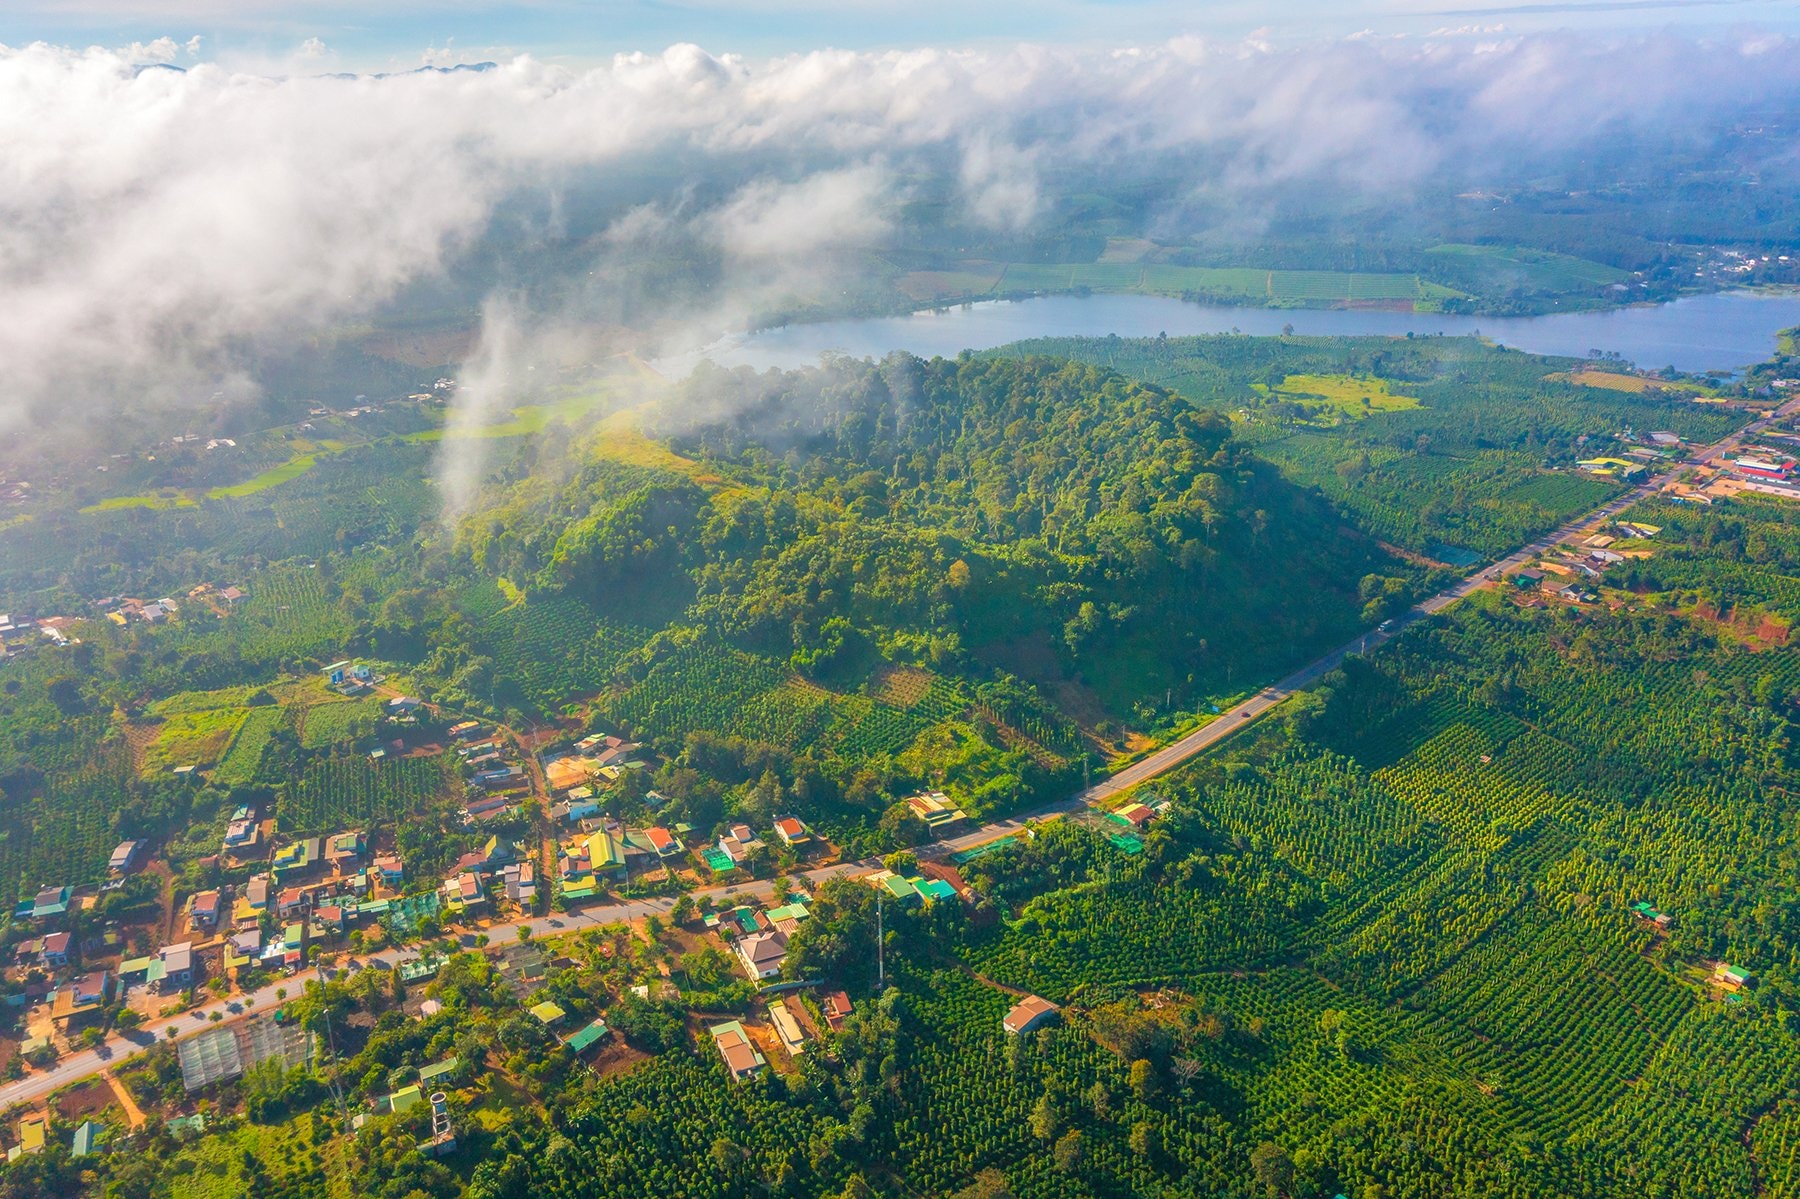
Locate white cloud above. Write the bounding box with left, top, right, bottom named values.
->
left=0, top=29, right=1796, bottom=447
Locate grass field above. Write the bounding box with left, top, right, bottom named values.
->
left=85, top=449, right=329, bottom=513
left=144, top=707, right=249, bottom=775
left=901, top=262, right=1465, bottom=308
left=1425, top=243, right=1629, bottom=294
left=1270, top=373, right=1422, bottom=416
left=205, top=452, right=320, bottom=498
left=585, top=408, right=731, bottom=486
left=402, top=396, right=597, bottom=443
left=167, top=1110, right=350, bottom=1199
left=297, top=696, right=382, bottom=749
left=80, top=491, right=197, bottom=513
left=1552, top=368, right=1713, bottom=396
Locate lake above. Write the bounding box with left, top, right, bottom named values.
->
left=671, top=290, right=1800, bottom=376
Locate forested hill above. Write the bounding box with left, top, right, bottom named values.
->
left=480, top=353, right=1415, bottom=719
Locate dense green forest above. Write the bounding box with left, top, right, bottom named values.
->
left=994, top=334, right=1741, bottom=558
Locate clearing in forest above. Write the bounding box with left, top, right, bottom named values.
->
left=1270, top=373, right=1422, bottom=416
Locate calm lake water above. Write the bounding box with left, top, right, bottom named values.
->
left=672, top=290, right=1800, bottom=376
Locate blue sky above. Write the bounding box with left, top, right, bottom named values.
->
left=6, top=0, right=1795, bottom=68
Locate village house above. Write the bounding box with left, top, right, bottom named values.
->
left=558, top=828, right=627, bottom=901
left=234, top=874, right=271, bottom=927
left=501, top=861, right=537, bottom=906
left=564, top=1019, right=611, bottom=1056
left=41, top=931, right=71, bottom=968
left=773, top=817, right=812, bottom=848
left=223, top=929, right=262, bottom=975
left=718, top=823, right=765, bottom=866
left=222, top=807, right=261, bottom=858
left=52, top=970, right=110, bottom=1030
left=1558, top=580, right=1596, bottom=603
left=108, top=839, right=147, bottom=875
left=905, top=790, right=970, bottom=831
left=152, top=943, right=194, bottom=991
left=441, top=871, right=487, bottom=913
left=644, top=826, right=683, bottom=858
left=325, top=830, right=366, bottom=873
left=472, top=766, right=525, bottom=792
left=272, top=837, right=323, bottom=879
left=188, top=889, right=222, bottom=933
left=1110, top=801, right=1155, bottom=829
left=770, top=999, right=808, bottom=1057
left=371, top=854, right=405, bottom=888
left=709, top=1020, right=767, bottom=1080
left=735, top=929, right=789, bottom=982
left=550, top=787, right=601, bottom=824
left=1003, top=995, right=1060, bottom=1035
left=821, top=991, right=853, bottom=1031
left=276, top=886, right=309, bottom=919
left=23, top=884, right=72, bottom=921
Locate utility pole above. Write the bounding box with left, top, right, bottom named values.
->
left=876, top=890, right=884, bottom=990
left=313, top=961, right=349, bottom=1134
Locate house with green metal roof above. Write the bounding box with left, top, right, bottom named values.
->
left=565, top=1019, right=610, bottom=1054
left=418, top=1057, right=461, bottom=1086
left=71, top=1121, right=105, bottom=1157
left=378, top=1084, right=423, bottom=1115
left=397, top=955, right=442, bottom=984
left=763, top=901, right=810, bottom=931
left=530, top=1000, right=567, bottom=1025
left=164, top=1114, right=206, bottom=1139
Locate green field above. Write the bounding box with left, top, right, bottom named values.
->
left=205, top=451, right=320, bottom=498
left=1424, top=243, right=1630, bottom=294
left=901, top=262, right=1467, bottom=307
left=1265, top=372, right=1421, bottom=416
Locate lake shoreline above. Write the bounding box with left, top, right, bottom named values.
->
left=667, top=290, right=1800, bottom=378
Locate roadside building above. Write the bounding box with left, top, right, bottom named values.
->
left=773, top=817, right=812, bottom=848
left=905, top=790, right=970, bottom=831
left=735, top=930, right=789, bottom=982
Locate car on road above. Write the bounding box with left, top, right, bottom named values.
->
left=1378, top=619, right=1395, bottom=632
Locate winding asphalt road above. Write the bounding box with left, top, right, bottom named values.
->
left=5, top=396, right=1791, bottom=1115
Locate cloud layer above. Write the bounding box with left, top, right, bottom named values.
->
left=2, top=30, right=1799, bottom=445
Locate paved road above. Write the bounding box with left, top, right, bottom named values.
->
left=6, top=398, right=1790, bottom=1113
